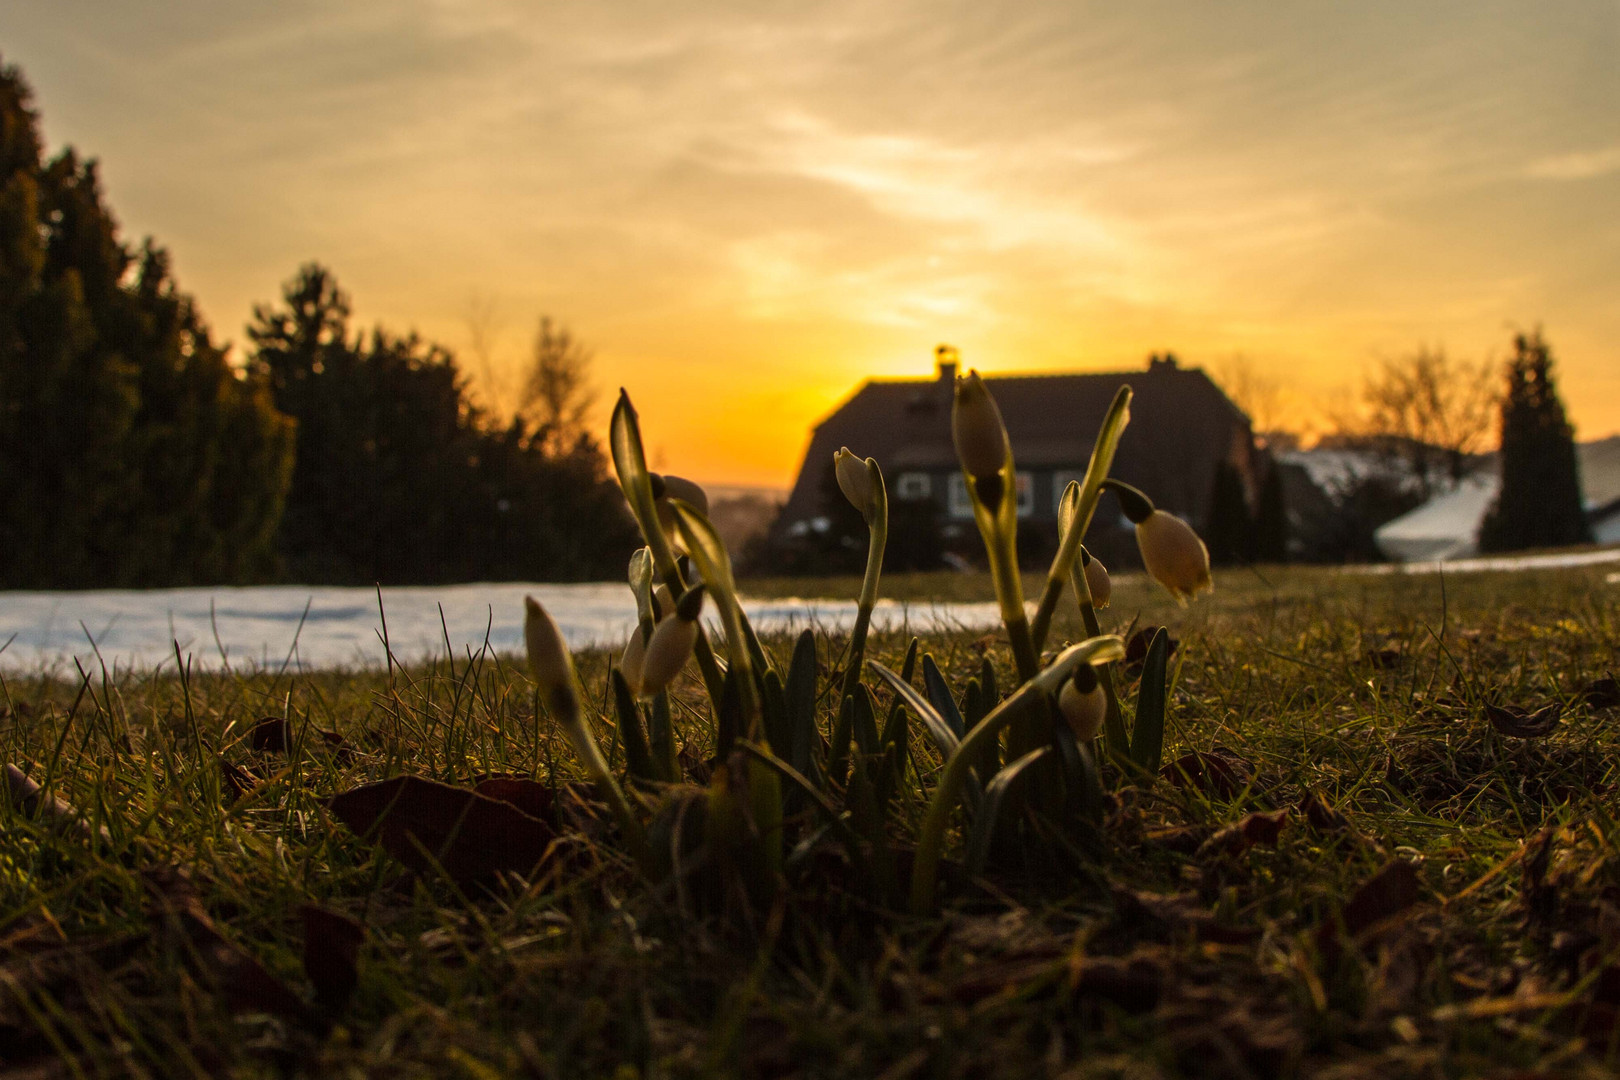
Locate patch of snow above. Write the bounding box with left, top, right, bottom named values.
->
left=1344, top=547, right=1620, bottom=576
left=0, top=583, right=1003, bottom=676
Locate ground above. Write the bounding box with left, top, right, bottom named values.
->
left=2, top=563, right=1618, bottom=1078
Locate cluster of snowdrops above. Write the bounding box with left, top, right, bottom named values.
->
left=524, top=371, right=1212, bottom=914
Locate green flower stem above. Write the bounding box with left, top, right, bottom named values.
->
left=1030, top=387, right=1132, bottom=655
left=545, top=683, right=652, bottom=874
left=1070, top=563, right=1128, bottom=758
left=840, top=493, right=887, bottom=700
left=908, top=635, right=1124, bottom=916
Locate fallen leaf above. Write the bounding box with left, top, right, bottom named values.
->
left=1124, top=627, right=1178, bottom=674
left=1582, top=675, right=1620, bottom=710
left=1296, top=791, right=1350, bottom=833
left=250, top=717, right=349, bottom=757
left=328, top=774, right=560, bottom=886
left=1198, top=809, right=1288, bottom=858
left=1365, top=647, right=1404, bottom=670
left=300, top=905, right=363, bottom=1009
left=219, top=759, right=255, bottom=803
left=4, top=763, right=107, bottom=842
left=1160, top=749, right=1256, bottom=799
left=1483, top=702, right=1561, bottom=738
left=1111, top=888, right=1259, bottom=946
left=1339, top=860, right=1422, bottom=938
left=144, top=868, right=317, bottom=1028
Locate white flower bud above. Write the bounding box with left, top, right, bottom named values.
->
left=640, top=611, right=698, bottom=696
left=523, top=596, right=574, bottom=698
left=951, top=370, right=1009, bottom=479
left=1136, top=510, right=1212, bottom=601
left=620, top=626, right=649, bottom=695
left=1059, top=665, right=1106, bottom=742
left=1083, top=553, right=1111, bottom=609
left=834, top=447, right=876, bottom=519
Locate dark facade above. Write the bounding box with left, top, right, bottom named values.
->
left=775, top=353, right=1256, bottom=565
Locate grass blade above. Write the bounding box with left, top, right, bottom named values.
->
left=1130, top=627, right=1170, bottom=779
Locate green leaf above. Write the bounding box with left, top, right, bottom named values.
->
left=921, top=654, right=967, bottom=739
left=736, top=740, right=867, bottom=879
left=868, top=660, right=959, bottom=760
left=899, top=637, right=920, bottom=683
left=783, top=629, right=819, bottom=785
left=1130, top=627, right=1171, bottom=779
left=647, top=692, right=679, bottom=783
left=851, top=684, right=880, bottom=756
left=964, top=745, right=1053, bottom=876
left=1053, top=716, right=1105, bottom=826
left=716, top=669, right=742, bottom=759
left=760, top=668, right=790, bottom=764
left=610, top=392, right=678, bottom=577
left=609, top=668, right=656, bottom=783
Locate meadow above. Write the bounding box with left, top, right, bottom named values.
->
left=2, top=557, right=1617, bottom=1079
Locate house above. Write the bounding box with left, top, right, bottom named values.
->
left=1374, top=436, right=1620, bottom=560
left=774, top=351, right=1257, bottom=565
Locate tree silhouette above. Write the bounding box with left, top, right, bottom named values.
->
left=1478, top=330, right=1590, bottom=553
left=0, top=59, right=294, bottom=587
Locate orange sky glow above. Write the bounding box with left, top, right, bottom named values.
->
left=9, top=1, right=1619, bottom=488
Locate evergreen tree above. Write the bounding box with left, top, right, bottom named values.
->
left=1253, top=460, right=1289, bottom=563
left=0, top=60, right=294, bottom=587
left=1204, top=461, right=1253, bottom=565
left=248, top=264, right=637, bottom=583
left=1478, top=330, right=1590, bottom=552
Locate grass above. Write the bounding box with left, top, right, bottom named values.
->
left=2, top=561, right=1618, bottom=1078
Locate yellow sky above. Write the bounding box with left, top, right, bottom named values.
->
left=10, top=1, right=1619, bottom=487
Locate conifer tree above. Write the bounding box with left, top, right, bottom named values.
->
left=1252, top=461, right=1289, bottom=563
left=0, top=59, right=294, bottom=587
left=1204, top=461, right=1253, bottom=565
left=1478, top=330, right=1590, bottom=552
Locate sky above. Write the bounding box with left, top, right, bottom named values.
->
left=7, top=0, right=1619, bottom=488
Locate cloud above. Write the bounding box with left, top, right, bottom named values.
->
left=1527, top=146, right=1620, bottom=181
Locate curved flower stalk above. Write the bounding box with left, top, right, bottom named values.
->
left=1028, top=385, right=1131, bottom=654
left=523, top=596, right=651, bottom=872
left=907, top=634, right=1125, bottom=915
left=1101, top=479, right=1213, bottom=602
left=1059, top=482, right=1129, bottom=755
left=609, top=390, right=726, bottom=706
left=951, top=372, right=1039, bottom=685
left=671, top=499, right=783, bottom=883
left=833, top=447, right=888, bottom=698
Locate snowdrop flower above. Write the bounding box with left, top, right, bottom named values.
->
left=620, top=626, right=649, bottom=694
left=834, top=447, right=878, bottom=522
left=1058, top=663, right=1107, bottom=741
left=1081, top=549, right=1111, bottom=609
left=1105, top=480, right=1212, bottom=601
left=523, top=596, right=575, bottom=705
left=639, top=586, right=705, bottom=696
left=653, top=474, right=709, bottom=550
left=951, top=371, right=1009, bottom=479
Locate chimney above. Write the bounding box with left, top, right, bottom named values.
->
left=935, top=343, right=959, bottom=383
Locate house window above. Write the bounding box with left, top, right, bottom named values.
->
left=895, top=472, right=931, bottom=501
left=1015, top=472, right=1034, bottom=518
left=948, top=472, right=1035, bottom=519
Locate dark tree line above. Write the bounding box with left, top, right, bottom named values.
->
left=0, top=59, right=636, bottom=588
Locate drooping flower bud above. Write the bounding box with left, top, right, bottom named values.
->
left=524, top=596, right=574, bottom=703
left=653, top=474, right=710, bottom=549
left=951, top=370, right=1009, bottom=479
left=834, top=447, right=877, bottom=521
left=653, top=583, right=675, bottom=620
left=620, top=626, right=649, bottom=695
left=639, top=585, right=706, bottom=696
left=1136, top=510, right=1212, bottom=601
left=1103, top=479, right=1212, bottom=602
left=1058, top=662, right=1106, bottom=741
left=1081, top=548, right=1111, bottom=609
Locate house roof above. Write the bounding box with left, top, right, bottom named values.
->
left=777, top=356, right=1251, bottom=530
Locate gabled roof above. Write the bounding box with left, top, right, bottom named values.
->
left=778, top=358, right=1250, bottom=530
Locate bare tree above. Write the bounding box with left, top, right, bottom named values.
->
left=1349, top=348, right=1498, bottom=497
left=461, top=292, right=509, bottom=418
left=520, top=316, right=597, bottom=455
left=1208, top=355, right=1288, bottom=444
